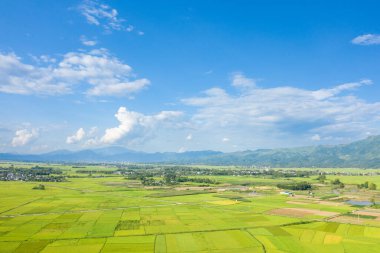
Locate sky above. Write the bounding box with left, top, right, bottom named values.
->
left=1, top=0, right=380, bottom=154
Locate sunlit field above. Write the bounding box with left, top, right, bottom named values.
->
left=0, top=163, right=380, bottom=253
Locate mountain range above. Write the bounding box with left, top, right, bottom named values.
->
left=1, top=136, right=380, bottom=168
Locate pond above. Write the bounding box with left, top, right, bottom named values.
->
left=346, top=200, right=375, bottom=206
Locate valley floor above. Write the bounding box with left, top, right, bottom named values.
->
left=1, top=167, right=380, bottom=252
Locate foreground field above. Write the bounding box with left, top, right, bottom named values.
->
left=0, top=165, right=380, bottom=252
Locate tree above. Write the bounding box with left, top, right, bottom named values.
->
left=316, top=174, right=326, bottom=183
left=164, top=172, right=177, bottom=185
left=331, top=179, right=344, bottom=188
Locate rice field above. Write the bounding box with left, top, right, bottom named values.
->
left=0, top=165, right=380, bottom=252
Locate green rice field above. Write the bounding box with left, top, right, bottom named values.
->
left=0, top=164, right=380, bottom=252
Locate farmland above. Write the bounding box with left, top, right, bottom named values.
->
left=0, top=163, right=380, bottom=252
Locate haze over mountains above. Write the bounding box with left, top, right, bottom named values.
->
left=1, top=136, right=380, bottom=168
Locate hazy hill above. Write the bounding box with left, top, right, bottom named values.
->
left=1, top=136, right=380, bottom=168
left=0, top=148, right=222, bottom=164
left=197, top=135, right=380, bottom=168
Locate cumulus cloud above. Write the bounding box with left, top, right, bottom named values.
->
left=182, top=73, right=380, bottom=148
left=66, top=128, right=86, bottom=144
left=352, top=34, right=380, bottom=45
left=101, top=107, right=183, bottom=144
left=78, top=0, right=142, bottom=34
left=11, top=129, right=38, bottom=147
left=0, top=49, right=149, bottom=96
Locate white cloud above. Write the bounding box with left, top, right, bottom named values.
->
left=352, top=34, right=380, bottom=45
left=182, top=74, right=380, bottom=149
left=126, top=25, right=134, bottom=32
left=88, top=126, right=98, bottom=136
left=78, top=0, right=137, bottom=33
left=186, top=134, right=192, bottom=140
left=231, top=72, right=256, bottom=89
left=80, top=35, right=97, bottom=46
left=66, top=128, right=86, bottom=144
left=312, top=79, right=371, bottom=100
left=0, top=49, right=149, bottom=97
left=87, top=78, right=150, bottom=97
left=222, top=137, right=230, bottom=142
left=0, top=53, right=70, bottom=95
left=11, top=129, right=38, bottom=147
left=311, top=134, right=321, bottom=141
left=101, top=107, right=183, bottom=144
left=29, top=54, right=57, bottom=64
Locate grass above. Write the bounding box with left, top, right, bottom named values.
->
left=147, top=190, right=215, bottom=198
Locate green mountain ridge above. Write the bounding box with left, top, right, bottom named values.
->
left=195, top=136, right=380, bottom=168
left=1, top=136, right=380, bottom=168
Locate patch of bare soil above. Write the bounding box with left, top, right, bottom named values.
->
left=354, top=209, right=380, bottom=218
left=268, top=208, right=338, bottom=218
left=329, top=216, right=364, bottom=225
left=317, top=201, right=344, bottom=206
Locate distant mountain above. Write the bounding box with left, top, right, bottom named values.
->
left=1, top=136, right=380, bottom=168
left=196, top=135, right=380, bottom=168
left=0, top=147, right=222, bottom=164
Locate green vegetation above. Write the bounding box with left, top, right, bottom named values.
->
left=277, top=181, right=312, bottom=190
left=32, top=184, right=45, bottom=190
left=316, top=174, right=326, bottom=183
left=331, top=178, right=345, bottom=188
left=0, top=162, right=380, bottom=252
left=358, top=181, right=377, bottom=190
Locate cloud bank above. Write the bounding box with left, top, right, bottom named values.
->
left=182, top=75, right=380, bottom=149
left=0, top=49, right=149, bottom=97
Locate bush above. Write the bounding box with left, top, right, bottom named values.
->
left=32, top=184, right=45, bottom=190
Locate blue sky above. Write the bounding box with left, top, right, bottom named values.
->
left=1, top=0, right=380, bottom=153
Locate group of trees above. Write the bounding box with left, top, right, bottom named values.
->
left=317, top=175, right=378, bottom=191
left=331, top=178, right=345, bottom=188
left=277, top=181, right=312, bottom=191
left=357, top=181, right=377, bottom=190
left=127, top=169, right=219, bottom=186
